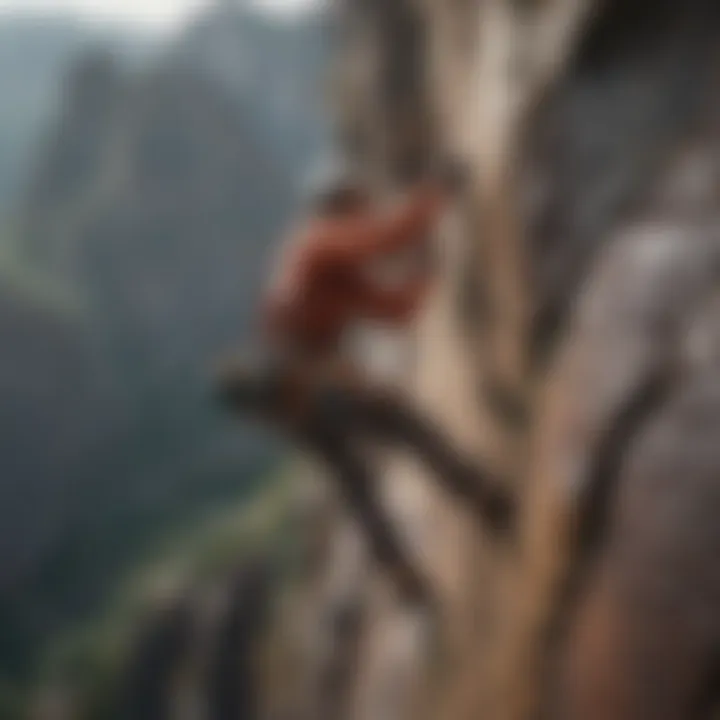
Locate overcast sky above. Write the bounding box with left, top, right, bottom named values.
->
left=0, top=0, right=321, bottom=31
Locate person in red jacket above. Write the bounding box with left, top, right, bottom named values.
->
left=262, top=173, right=442, bottom=359
left=216, top=162, right=512, bottom=605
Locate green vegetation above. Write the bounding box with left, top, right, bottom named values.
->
left=36, top=469, right=294, bottom=720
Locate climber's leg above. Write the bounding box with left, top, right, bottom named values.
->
left=309, top=376, right=514, bottom=534
left=214, top=351, right=512, bottom=538
left=214, top=355, right=434, bottom=606
left=300, top=425, right=434, bottom=608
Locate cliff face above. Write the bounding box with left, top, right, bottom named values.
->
left=271, top=2, right=720, bottom=720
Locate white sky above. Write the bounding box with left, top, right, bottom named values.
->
left=0, top=0, right=320, bottom=31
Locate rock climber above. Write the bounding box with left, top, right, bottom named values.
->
left=214, top=159, right=513, bottom=606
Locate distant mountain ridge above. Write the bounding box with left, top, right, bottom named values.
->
left=0, top=15, right=156, bottom=212
left=0, top=2, right=327, bottom=689
left=172, top=3, right=329, bottom=173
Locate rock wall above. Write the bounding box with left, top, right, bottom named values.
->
left=271, top=2, right=720, bottom=720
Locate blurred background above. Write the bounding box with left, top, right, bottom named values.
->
left=0, top=1, right=329, bottom=717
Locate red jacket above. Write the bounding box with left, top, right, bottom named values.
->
left=263, top=185, right=446, bottom=355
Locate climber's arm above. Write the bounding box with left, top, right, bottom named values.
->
left=308, top=185, right=446, bottom=268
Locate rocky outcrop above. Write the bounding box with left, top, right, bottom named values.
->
left=112, top=556, right=272, bottom=720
